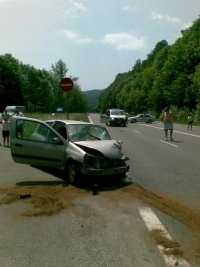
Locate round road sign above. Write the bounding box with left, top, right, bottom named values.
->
left=60, top=78, right=74, bottom=93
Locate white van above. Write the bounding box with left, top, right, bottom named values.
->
left=100, top=109, right=127, bottom=127
left=4, top=106, right=25, bottom=117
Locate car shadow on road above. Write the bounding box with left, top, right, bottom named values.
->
left=75, top=176, right=133, bottom=195
left=15, top=166, right=67, bottom=187
left=15, top=165, right=133, bottom=195
left=16, top=180, right=65, bottom=187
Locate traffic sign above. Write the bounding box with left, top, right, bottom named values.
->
left=60, top=78, right=74, bottom=93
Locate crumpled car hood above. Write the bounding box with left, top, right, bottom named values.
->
left=74, top=140, right=124, bottom=159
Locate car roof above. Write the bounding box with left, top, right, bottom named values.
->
left=46, top=119, right=93, bottom=125
left=12, top=117, right=105, bottom=128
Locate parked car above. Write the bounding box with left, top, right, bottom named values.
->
left=52, top=107, right=65, bottom=116
left=100, top=109, right=127, bottom=127
left=128, top=113, right=155, bottom=123
left=10, top=117, right=129, bottom=184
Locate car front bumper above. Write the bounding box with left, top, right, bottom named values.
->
left=80, top=164, right=130, bottom=177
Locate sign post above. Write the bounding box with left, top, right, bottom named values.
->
left=60, top=78, right=74, bottom=119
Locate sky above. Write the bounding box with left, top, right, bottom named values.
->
left=0, top=0, right=200, bottom=91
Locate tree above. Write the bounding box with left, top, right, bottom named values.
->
left=51, top=59, right=68, bottom=80
left=0, top=54, right=24, bottom=111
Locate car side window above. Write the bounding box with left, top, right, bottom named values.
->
left=52, top=122, right=68, bottom=139
left=16, top=120, right=57, bottom=143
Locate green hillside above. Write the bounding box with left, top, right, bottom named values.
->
left=98, top=17, right=200, bottom=121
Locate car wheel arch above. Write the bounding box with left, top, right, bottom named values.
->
left=65, top=159, right=80, bottom=184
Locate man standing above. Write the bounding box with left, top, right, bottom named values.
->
left=160, top=107, right=174, bottom=141
left=187, top=114, right=193, bottom=130
left=2, top=110, right=10, bottom=147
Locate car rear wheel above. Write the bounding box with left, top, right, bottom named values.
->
left=65, top=161, right=78, bottom=184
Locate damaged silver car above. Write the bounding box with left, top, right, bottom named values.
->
left=10, top=117, right=129, bottom=184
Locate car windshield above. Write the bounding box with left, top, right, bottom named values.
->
left=6, top=108, right=16, bottom=113
left=110, top=110, right=125, bottom=115
left=67, top=124, right=111, bottom=142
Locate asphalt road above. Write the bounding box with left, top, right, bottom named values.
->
left=0, top=118, right=200, bottom=267
left=91, top=114, right=200, bottom=211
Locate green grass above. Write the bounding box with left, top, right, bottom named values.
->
left=26, top=113, right=90, bottom=122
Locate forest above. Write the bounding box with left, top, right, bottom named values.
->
left=98, top=17, right=200, bottom=121
left=0, top=58, right=88, bottom=113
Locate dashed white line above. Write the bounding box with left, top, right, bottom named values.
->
left=173, top=130, right=200, bottom=138
left=138, top=207, right=191, bottom=267
left=160, top=140, right=179, bottom=147
left=132, top=130, right=141, bottom=134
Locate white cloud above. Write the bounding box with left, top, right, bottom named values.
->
left=62, top=30, right=93, bottom=44
left=102, top=33, right=145, bottom=51
left=61, top=0, right=87, bottom=18
left=151, top=12, right=181, bottom=24
left=61, top=30, right=145, bottom=51
left=122, top=5, right=138, bottom=13
left=182, top=22, right=193, bottom=29
left=70, top=0, right=86, bottom=11
left=122, top=5, right=131, bottom=11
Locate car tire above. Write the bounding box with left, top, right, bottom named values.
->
left=65, top=161, right=78, bottom=184
left=132, top=119, right=136, bottom=123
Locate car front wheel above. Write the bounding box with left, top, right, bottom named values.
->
left=131, top=119, right=136, bottom=123
left=65, top=161, right=78, bottom=184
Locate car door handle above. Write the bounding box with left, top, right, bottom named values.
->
left=15, top=144, right=23, bottom=147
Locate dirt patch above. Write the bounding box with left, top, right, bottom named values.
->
left=0, top=183, right=87, bottom=217
left=149, top=229, right=184, bottom=256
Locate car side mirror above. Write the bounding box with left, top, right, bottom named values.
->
left=53, top=137, right=63, bottom=145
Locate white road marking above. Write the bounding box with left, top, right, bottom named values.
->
left=138, top=207, right=191, bottom=267
left=132, top=130, right=141, bottom=134
left=160, top=140, right=179, bottom=147
left=173, top=130, right=200, bottom=138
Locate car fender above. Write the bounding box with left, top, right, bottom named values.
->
left=65, top=142, right=86, bottom=164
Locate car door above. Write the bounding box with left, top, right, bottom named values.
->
left=100, top=110, right=110, bottom=124
left=10, top=118, right=66, bottom=169
left=137, top=114, right=143, bottom=122
left=144, top=114, right=150, bottom=122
